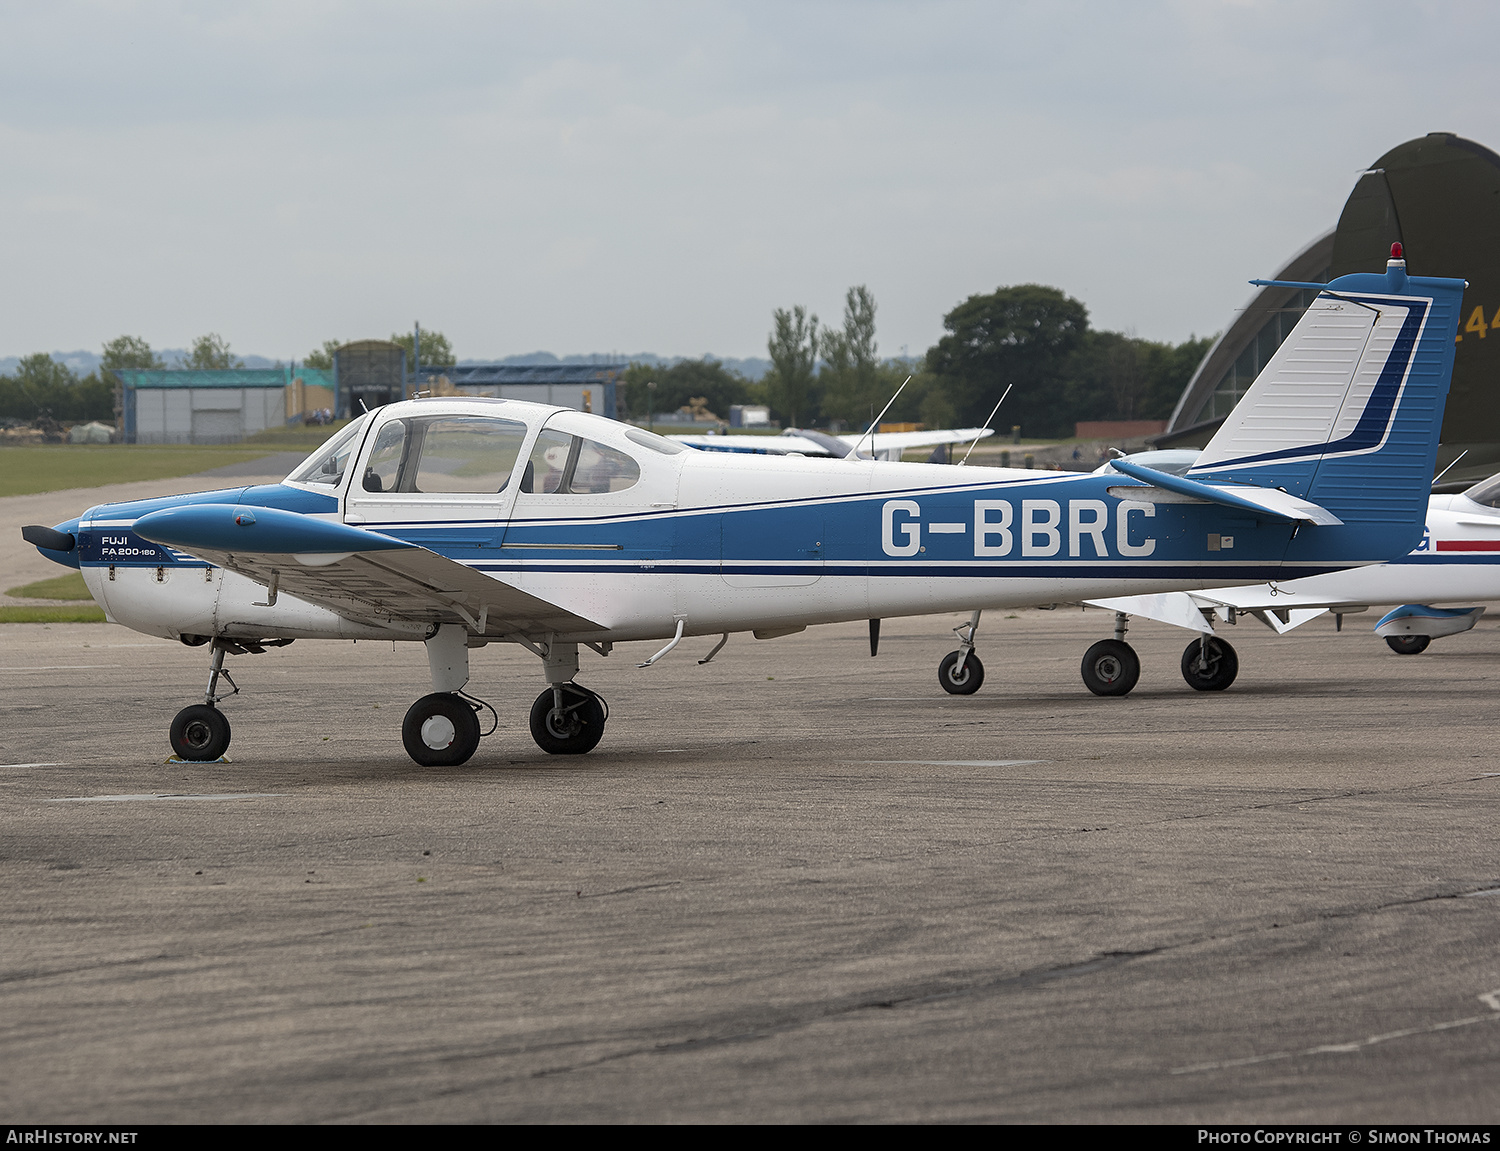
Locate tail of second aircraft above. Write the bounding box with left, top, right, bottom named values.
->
left=1186, top=247, right=1464, bottom=560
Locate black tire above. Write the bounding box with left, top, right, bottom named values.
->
left=1180, top=636, right=1239, bottom=691
left=1080, top=639, right=1140, bottom=697
left=529, top=685, right=606, bottom=755
left=402, top=692, right=481, bottom=767
left=1386, top=634, right=1431, bottom=655
left=938, top=650, right=985, bottom=695
left=170, top=704, right=231, bottom=761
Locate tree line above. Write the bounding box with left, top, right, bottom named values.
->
left=3, top=287, right=1213, bottom=439
left=0, top=334, right=245, bottom=423
left=623, top=284, right=1211, bottom=438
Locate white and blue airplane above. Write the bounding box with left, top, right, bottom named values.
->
left=21, top=251, right=1465, bottom=766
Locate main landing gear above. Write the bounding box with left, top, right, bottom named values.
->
left=403, top=624, right=609, bottom=765
left=1078, top=613, right=1239, bottom=697
left=168, top=636, right=293, bottom=761
left=1180, top=635, right=1239, bottom=691
left=1079, top=613, right=1141, bottom=697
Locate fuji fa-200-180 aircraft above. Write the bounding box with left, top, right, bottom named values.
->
left=21, top=252, right=1465, bottom=766
left=1079, top=463, right=1500, bottom=689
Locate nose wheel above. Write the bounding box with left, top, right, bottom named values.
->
left=938, top=650, right=985, bottom=694
left=402, top=692, right=482, bottom=766
left=170, top=704, right=231, bottom=761
left=529, top=684, right=607, bottom=754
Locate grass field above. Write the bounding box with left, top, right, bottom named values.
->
left=2, top=571, right=105, bottom=622
left=0, top=444, right=285, bottom=498
left=7, top=572, right=92, bottom=600
left=0, top=423, right=347, bottom=498
left=0, top=604, right=107, bottom=623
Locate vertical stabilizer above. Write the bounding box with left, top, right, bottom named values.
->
left=1188, top=249, right=1464, bottom=558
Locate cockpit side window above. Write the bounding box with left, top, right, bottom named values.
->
left=287, top=414, right=370, bottom=487
left=360, top=415, right=529, bottom=494
left=522, top=425, right=640, bottom=495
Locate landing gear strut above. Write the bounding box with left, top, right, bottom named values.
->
left=169, top=639, right=238, bottom=761
left=938, top=610, right=986, bottom=695
left=1080, top=613, right=1140, bottom=696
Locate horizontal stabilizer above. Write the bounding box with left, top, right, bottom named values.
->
left=1107, top=459, right=1343, bottom=525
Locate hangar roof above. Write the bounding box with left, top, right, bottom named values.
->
left=116, top=368, right=336, bottom=390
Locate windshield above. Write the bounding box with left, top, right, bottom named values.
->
left=287, top=414, right=371, bottom=487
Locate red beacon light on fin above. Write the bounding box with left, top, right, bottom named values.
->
left=1391, top=242, right=1404, bottom=260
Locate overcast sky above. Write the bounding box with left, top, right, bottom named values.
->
left=2, top=0, right=1496, bottom=364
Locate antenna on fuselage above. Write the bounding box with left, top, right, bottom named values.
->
left=956, top=384, right=1012, bottom=467
left=1432, top=448, right=1468, bottom=487
left=851, top=375, right=912, bottom=460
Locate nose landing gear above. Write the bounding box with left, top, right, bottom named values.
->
left=170, top=704, right=231, bottom=761
left=168, top=636, right=293, bottom=761
left=938, top=610, right=986, bottom=695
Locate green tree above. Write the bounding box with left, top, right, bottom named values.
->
left=185, top=333, right=243, bottom=370
left=621, top=359, right=749, bottom=422
left=926, top=284, right=1089, bottom=437
left=100, top=336, right=164, bottom=373
left=390, top=329, right=456, bottom=368
left=818, top=286, right=883, bottom=428
left=1058, top=331, right=1214, bottom=428
left=98, top=336, right=165, bottom=427
left=0, top=354, right=110, bottom=423
left=302, top=340, right=342, bottom=370
left=764, top=305, right=819, bottom=427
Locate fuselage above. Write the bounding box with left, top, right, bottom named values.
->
left=44, top=398, right=1430, bottom=647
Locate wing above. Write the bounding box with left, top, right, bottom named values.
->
left=671, top=434, right=834, bottom=456
left=134, top=504, right=602, bottom=637
left=1086, top=589, right=1330, bottom=635
left=838, top=428, right=994, bottom=453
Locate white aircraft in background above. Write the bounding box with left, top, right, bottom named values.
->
left=1068, top=455, right=1500, bottom=693
left=670, top=425, right=994, bottom=463
left=20, top=252, right=1465, bottom=765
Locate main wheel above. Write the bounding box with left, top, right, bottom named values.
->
left=1180, top=636, right=1239, bottom=691
left=402, top=692, right=481, bottom=766
left=170, top=704, right=231, bottom=761
left=1386, top=634, right=1431, bottom=655
left=938, top=650, right=985, bottom=695
left=529, top=685, right=606, bottom=755
left=1080, top=640, right=1140, bottom=697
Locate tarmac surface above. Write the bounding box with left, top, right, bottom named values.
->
left=4, top=594, right=1500, bottom=1122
